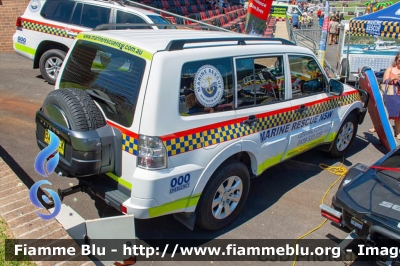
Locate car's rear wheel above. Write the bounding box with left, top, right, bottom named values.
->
left=39, top=49, right=66, bottom=85
left=195, top=161, right=250, bottom=231
left=42, top=88, right=105, bottom=131
left=326, top=113, right=358, bottom=158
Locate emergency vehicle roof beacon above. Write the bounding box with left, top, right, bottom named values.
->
left=34, top=28, right=368, bottom=231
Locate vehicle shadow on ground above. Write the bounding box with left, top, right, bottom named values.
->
left=0, top=145, right=54, bottom=209
left=129, top=135, right=371, bottom=241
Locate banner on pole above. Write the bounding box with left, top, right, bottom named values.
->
left=317, top=1, right=330, bottom=67
left=244, top=0, right=273, bottom=36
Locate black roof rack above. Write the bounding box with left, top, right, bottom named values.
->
left=94, top=23, right=179, bottom=30
left=165, top=37, right=295, bottom=51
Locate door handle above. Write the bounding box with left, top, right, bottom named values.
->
left=66, top=31, right=78, bottom=37
left=243, top=115, right=258, bottom=126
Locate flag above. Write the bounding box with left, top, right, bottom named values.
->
left=317, top=1, right=330, bottom=67
left=244, top=0, right=273, bottom=36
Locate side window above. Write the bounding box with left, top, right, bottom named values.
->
left=235, top=55, right=286, bottom=108
left=116, top=11, right=151, bottom=29
left=288, top=54, right=327, bottom=98
left=179, top=58, right=234, bottom=116
left=80, top=5, right=111, bottom=29
left=40, top=0, right=75, bottom=23
left=70, top=3, right=83, bottom=25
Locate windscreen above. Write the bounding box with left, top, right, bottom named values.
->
left=375, top=149, right=400, bottom=190
left=59, top=40, right=146, bottom=127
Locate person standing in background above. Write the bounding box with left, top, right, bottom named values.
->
left=319, top=12, right=324, bottom=28
left=383, top=52, right=400, bottom=139
left=292, top=9, right=299, bottom=29
left=329, top=17, right=339, bottom=45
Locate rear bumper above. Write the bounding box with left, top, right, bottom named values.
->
left=13, top=32, right=35, bottom=60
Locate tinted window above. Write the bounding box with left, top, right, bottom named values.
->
left=235, top=56, right=286, bottom=107
left=147, top=15, right=175, bottom=29
left=80, top=5, right=110, bottom=29
left=179, top=58, right=234, bottom=116
left=40, top=0, right=75, bottom=23
left=59, top=40, right=146, bottom=127
left=116, top=11, right=151, bottom=29
left=70, top=3, right=83, bottom=26
left=288, top=55, right=327, bottom=98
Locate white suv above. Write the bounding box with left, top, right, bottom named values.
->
left=13, top=0, right=173, bottom=84
left=35, top=28, right=368, bottom=231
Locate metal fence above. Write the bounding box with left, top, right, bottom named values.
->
left=286, top=16, right=338, bottom=78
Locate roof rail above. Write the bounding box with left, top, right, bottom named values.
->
left=165, top=37, right=295, bottom=51
left=94, top=23, right=178, bottom=30
left=93, top=23, right=231, bottom=31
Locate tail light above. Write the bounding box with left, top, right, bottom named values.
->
left=138, top=135, right=167, bottom=170
left=320, top=204, right=342, bottom=225
left=16, top=17, right=22, bottom=28
left=121, top=205, right=127, bottom=214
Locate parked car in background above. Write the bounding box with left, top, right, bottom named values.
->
left=13, top=0, right=173, bottom=84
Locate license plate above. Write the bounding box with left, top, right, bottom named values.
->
left=44, top=130, right=65, bottom=155
left=350, top=217, right=363, bottom=230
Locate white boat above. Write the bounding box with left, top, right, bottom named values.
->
left=364, top=38, right=400, bottom=51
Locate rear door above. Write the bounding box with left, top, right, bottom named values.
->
left=69, top=3, right=112, bottom=32
left=234, top=55, right=293, bottom=175
left=283, top=53, right=334, bottom=160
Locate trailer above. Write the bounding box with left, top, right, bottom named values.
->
left=336, top=20, right=398, bottom=83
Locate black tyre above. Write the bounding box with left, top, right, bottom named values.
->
left=196, top=161, right=250, bottom=231
left=339, top=59, right=348, bottom=83
left=42, top=88, right=106, bottom=131
left=39, top=49, right=66, bottom=85
left=326, top=113, right=358, bottom=158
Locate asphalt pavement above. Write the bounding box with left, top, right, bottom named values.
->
left=0, top=34, right=387, bottom=265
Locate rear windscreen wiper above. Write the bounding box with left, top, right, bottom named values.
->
left=86, top=89, right=116, bottom=106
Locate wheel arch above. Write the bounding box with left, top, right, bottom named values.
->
left=34, top=41, right=70, bottom=69
left=189, top=144, right=256, bottom=202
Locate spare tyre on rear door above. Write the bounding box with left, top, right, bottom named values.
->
left=36, top=88, right=123, bottom=177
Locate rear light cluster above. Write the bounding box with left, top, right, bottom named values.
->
left=16, top=17, right=22, bottom=29
left=138, top=135, right=167, bottom=170
left=320, top=204, right=342, bottom=225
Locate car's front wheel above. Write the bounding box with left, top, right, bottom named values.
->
left=195, top=161, right=250, bottom=231
left=39, top=49, right=66, bottom=85
left=326, top=113, right=358, bottom=158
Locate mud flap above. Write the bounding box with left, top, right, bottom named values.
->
left=51, top=204, right=136, bottom=264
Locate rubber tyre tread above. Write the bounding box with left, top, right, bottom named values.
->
left=326, top=113, right=358, bottom=158
left=39, top=49, right=66, bottom=85
left=43, top=88, right=106, bottom=131
left=195, top=161, right=250, bottom=231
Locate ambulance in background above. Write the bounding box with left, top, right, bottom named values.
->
left=270, top=3, right=302, bottom=21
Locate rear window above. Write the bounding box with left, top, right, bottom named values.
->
left=59, top=40, right=146, bottom=127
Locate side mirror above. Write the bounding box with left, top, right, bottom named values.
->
left=329, top=79, right=344, bottom=96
